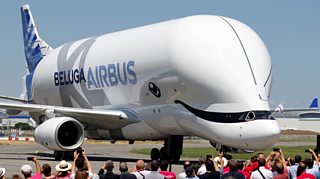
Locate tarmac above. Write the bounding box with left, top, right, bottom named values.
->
left=0, top=139, right=316, bottom=178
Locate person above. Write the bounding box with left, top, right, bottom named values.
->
left=306, top=149, right=319, bottom=176
left=145, top=160, right=165, bottom=179
left=197, top=156, right=207, bottom=175
left=237, top=161, right=250, bottom=179
left=42, top=164, right=56, bottom=179
left=184, top=166, right=199, bottom=179
left=272, top=148, right=288, bottom=179
left=98, top=160, right=119, bottom=179
left=159, top=160, right=176, bottom=179
left=0, top=168, right=5, bottom=179
left=250, top=158, right=272, bottom=179
left=21, top=156, right=42, bottom=179
left=132, top=160, right=150, bottom=179
left=178, top=161, right=191, bottom=179
left=119, top=162, right=137, bottom=179
left=55, top=160, right=72, bottom=179
left=221, top=159, right=245, bottom=179
left=198, top=159, right=220, bottom=179
left=297, top=162, right=315, bottom=179
left=71, top=149, right=94, bottom=179
left=12, top=174, right=22, bottom=179
left=288, top=155, right=301, bottom=179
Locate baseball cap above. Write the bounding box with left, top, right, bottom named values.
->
left=21, top=165, right=32, bottom=175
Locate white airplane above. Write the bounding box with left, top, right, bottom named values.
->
left=0, top=5, right=280, bottom=161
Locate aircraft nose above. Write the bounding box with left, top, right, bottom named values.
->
left=254, top=120, right=281, bottom=150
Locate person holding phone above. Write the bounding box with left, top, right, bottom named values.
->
left=21, top=156, right=41, bottom=179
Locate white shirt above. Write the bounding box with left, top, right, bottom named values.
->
left=197, top=164, right=207, bottom=175
left=250, top=167, right=273, bottom=179
left=133, top=170, right=151, bottom=179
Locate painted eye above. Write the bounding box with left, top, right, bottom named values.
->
left=148, top=82, right=161, bottom=98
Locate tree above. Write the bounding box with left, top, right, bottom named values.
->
left=14, top=122, right=33, bottom=130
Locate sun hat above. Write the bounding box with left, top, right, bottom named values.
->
left=0, top=168, right=5, bottom=177
left=21, top=165, right=32, bottom=175
left=55, top=160, right=72, bottom=172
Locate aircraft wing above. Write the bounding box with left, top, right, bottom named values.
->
left=0, top=102, right=140, bottom=130
left=273, top=98, right=319, bottom=118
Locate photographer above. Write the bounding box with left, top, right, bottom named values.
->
left=71, top=148, right=93, bottom=179
left=21, top=156, right=41, bottom=179
left=305, top=149, right=319, bottom=176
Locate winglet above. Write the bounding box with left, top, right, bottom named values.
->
left=309, top=98, right=318, bottom=108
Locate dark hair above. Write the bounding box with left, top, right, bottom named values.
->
left=191, top=162, right=200, bottom=175
left=150, top=160, right=159, bottom=171
left=205, top=159, right=214, bottom=172
left=251, top=156, right=257, bottom=162
left=160, top=160, right=169, bottom=171
left=75, top=157, right=85, bottom=170
left=228, top=159, right=238, bottom=171
left=119, top=162, right=128, bottom=173
left=295, top=155, right=302, bottom=163
left=236, top=161, right=244, bottom=170
left=297, top=162, right=307, bottom=177
left=305, top=158, right=313, bottom=169
left=12, top=174, right=22, bottom=179
left=289, top=157, right=295, bottom=166
left=42, top=164, right=51, bottom=176
left=258, top=158, right=266, bottom=167
left=75, top=170, right=87, bottom=179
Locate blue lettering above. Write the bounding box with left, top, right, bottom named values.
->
left=79, top=68, right=86, bottom=83
left=117, top=62, right=128, bottom=85
left=99, top=65, right=109, bottom=87
left=68, top=70, right=74, bottom=84
left=108, top=64, right=118, bottom=86
left=95, top=66, right=101, bottom=88
left=127, top=60, right=137, bottom=84
left=59, top=71, right=64, bottom=85
left=74, top=69, right=79, bottom=83
left=87, top=67, right=98, bottom=89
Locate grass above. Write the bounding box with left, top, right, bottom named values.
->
left=130, top=146, right=316, bottom=160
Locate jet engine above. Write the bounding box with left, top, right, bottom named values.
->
left=34, top=117, right=84, bottom=151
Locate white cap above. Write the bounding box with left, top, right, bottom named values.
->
left=0, top=168, right=5, bottom=177
left=21, top=165, right=32, bottom=175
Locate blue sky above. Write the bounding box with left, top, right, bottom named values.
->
left=0, top=1, right=319, bottom=108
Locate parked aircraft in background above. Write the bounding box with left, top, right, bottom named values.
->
left=0, top=5, right=280, bottom=161
left=275, top=98, right=320, bottom=133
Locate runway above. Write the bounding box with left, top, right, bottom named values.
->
left=0, top=140, right=316, bottom=178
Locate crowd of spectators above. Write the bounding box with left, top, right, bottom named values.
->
left=1, top=147, right=320, bottom=179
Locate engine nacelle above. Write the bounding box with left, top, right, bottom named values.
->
left=34, top=117, right=84, bottom=151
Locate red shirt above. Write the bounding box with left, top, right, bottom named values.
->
left=297, top=172, right=315, bottom=179
left=160, top=171, right=176, bottom=179
left=239, top=170, right=250, bottom=179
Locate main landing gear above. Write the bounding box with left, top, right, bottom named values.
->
left=150, top=135, right=183, bottom=163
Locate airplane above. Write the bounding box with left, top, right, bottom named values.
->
left=0, top=4, right=280, bottom=161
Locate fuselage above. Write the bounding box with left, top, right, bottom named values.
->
left=31, top=15, right=280, bottom=150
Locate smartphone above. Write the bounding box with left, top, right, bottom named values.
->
left=273, top=148, right=280, bottom=152
left=305, top=149, right=311, bottom=153
left=27, top=157, right=33, bottom=161
left=206, top=154, right=212, bottom=159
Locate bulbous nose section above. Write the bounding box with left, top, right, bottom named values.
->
left=250, top=120, right=281, bottom=150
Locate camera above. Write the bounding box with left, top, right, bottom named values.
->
left=206, top=154, right=213, bottom=159
left=273, top=148, right=280, bottom=152
left=76, top=147, right=84, bottom=156
left=27, top=157, right=33, bottom=161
